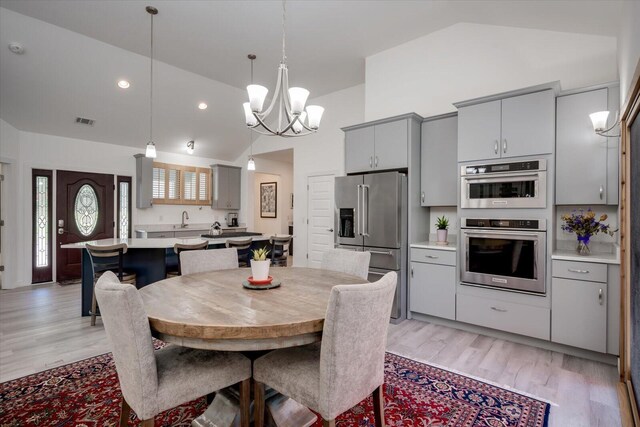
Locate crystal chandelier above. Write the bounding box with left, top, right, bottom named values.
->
left=242, top=0, right=324, bottom=137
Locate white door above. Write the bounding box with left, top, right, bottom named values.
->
left=306, top=174, right=335, bottom=268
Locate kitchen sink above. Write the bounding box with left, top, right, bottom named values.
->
left=201, top=232, right=263, bottom=238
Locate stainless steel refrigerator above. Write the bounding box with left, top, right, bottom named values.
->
left=334, top=171, right=407, bottom=320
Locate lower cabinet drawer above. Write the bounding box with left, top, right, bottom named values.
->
left=457, top=293, right=550, bottom=340
left=410, top=248, right=456, bottom=266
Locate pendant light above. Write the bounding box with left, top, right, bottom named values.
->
left=242, top=0, right=324, bottom=137
left=145, top=6, right=158, bottom=158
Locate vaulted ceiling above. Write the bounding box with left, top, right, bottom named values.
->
left=0, top=0, right=624, bottom=160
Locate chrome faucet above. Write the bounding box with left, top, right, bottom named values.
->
left=181, top=211, right=189, bottom=228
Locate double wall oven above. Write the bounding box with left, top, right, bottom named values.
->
left=461, top=159, right=547, bottom=209
left=460, top=218, right=546, bottom=294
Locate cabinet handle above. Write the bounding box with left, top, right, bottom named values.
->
left=421, top=192, right=425, bottom=203
left=426, top=255, right=439, bottom=259
left=491, top=306, right=508, bottom=313
left=503, top=139, right=507, bottom=154
left=375, top=156, right=379, bottom=167
left=599, top=185, right=604, bottom=200
left=369, top=156, right=373, bottom=168
left=410, top=267, right=414, bottom=278
left=599, top=288, right=603, bottom=305
left=494, top=140, right=499, bottom=154
left=568, top=268, right=589, bottom=274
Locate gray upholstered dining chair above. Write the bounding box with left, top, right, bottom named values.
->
left=166, top=240, right=210, bottom=277
left=252, top=271, right=397, bottom=427
left=180, top=247, right=239, bottom=275
left=321, top=249, right=371, bottom=280
left=95, top=271, right=252, bottom=427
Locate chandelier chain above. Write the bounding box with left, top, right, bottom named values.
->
left=281, top=0, right=286, bottom=63
left=149, top=11, right=154, bottom=143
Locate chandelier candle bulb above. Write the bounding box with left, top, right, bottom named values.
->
left=247, top=84, right=268, bottom=113
left=306, top=105, right=325, bottom=129
left=243, top=102, right=258, bottom=126
left=589, top=111, right=610, bottom=131
left=288, top=87, right=310, bottom=114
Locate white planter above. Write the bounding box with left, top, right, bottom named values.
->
left=436, top=229, right=448, bottom=243
left=251, top=260, right=271, bottom=280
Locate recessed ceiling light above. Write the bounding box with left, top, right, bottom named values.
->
left=117, top=80, right=130, bottom=89
left=198, top=102, right=208, bottom=110
left=8, top=43, right=24, bottom=54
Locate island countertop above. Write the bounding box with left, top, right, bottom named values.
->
left=61, top=235, right=269, bottom=249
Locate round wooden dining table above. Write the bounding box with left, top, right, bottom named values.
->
left=139, top=267, right=367, bottom=427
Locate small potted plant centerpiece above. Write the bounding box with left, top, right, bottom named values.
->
left=435, top=215, right=450, bottom=244
left=561, top=209, right=615, bottom=255
left=251, top=247, right=271, bottom=281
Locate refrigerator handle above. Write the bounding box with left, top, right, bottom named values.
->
left=356, top=184, right=361, bottom=236
left=363, top=184, right=370, bottom=237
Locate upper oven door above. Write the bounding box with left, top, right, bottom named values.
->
left=461, top=229, right=546, bottom=294
left=460, top=170, right=546, bottom=208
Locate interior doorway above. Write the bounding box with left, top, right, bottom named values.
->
left=306, top=174, right=335, bottom=268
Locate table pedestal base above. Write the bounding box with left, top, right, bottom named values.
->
left=191, top=387, right=317, bottom=427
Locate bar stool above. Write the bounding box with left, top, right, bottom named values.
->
left=167, top=240, right=210, bottom=277
left=225, top=238, right=253, bottom=267
left=269, top=235, right=292, bottom=267
left=86, top=243, right=136, bottom=326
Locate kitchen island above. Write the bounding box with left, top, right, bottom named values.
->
left=61, top=235, right=269, bottom=316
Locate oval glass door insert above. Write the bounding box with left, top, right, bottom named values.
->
left=75, top=184, right=99, bottom=236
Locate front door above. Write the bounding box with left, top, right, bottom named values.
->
left=56, top=170, right=114, bottom=282
left=306, top=174, right=335, bottom=268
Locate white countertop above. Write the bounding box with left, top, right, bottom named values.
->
left=551, top=250, right=620, bottom=265
left=410, top=241, right=457, bottom=251
left=61, top=235, right=268, bottom=249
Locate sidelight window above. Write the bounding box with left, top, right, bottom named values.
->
left=117, top=176, right=132, bottom=238
left=32, top=169, right=53, bottom=283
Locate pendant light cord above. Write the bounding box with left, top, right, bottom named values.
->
left=281, top=0, right=286, bottom=63
left=149, top=11, right=154, bottom=143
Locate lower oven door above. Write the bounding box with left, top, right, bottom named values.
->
left=461, top=229, right=546, bottom=294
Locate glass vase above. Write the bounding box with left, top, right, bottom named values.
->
left=576, top=235, right=591, bottom=255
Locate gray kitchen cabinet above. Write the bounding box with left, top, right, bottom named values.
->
left=134, top=154, right=153, bottom=208
left=374, top=119, right=408, bottom=170
left=345, top=126, right=375, bottom=173
left=556, top=85, right=619, bottom=205
left=551, top=277, right=607, bottom=353
left=343, top=115, right=418, bottom=174
left=420, top=113, right=458, bottom=206
left=456, top=87, right=556, bottom=162
left=409, top=247, right=456, bottom=320
left=211, top=164, right=242, bottom=210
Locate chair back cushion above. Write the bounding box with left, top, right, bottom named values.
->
left=180, top=248, right=238, bottom=275
left=321, top=249, right=371, bottom=281
left=94, top=271, right=159, bottom=418
left=318, top=271, right=396, bottom=419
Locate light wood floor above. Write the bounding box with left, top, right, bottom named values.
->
left=0, top=282, right=621, bottom=426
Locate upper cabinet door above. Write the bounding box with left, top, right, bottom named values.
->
left=501, top=90, right=555, bottom=158
left=457, top=100, right=502, bottom=162
left=212, top=166, right=228, bottom=209
left=421, top=115, right=458, bottom=206
left=227, top=167, right=241, bottom=210
left=556, top=88, right=608, bottom=205
left=374, top=119, right=408, bottom=170
left=345, top=126, right=375, bottom=174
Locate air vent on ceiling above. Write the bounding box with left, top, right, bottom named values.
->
left=75, top=117, right=95, bottom=126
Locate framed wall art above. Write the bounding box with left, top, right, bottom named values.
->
left=260, top=182, right=277, bottom=218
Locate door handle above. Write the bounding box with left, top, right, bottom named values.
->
left=491, top=306, right=508, bottom=313
left=410, top=267, right=414, bottom=278
left=599, top=288, right=604, bottom=305
left=494, top=140, right=499, bottom=154
left=599, top=185, right=604, bottom=200
left=375, top=156, right=379, bottom=168
left=327, top=228, right=334, bottom=232
left=369, top=156, right=373, bottom=168
left=503, top=139, right=507, bottom=154
left=368, top=250, right=393, bottom=256
left=426, top=255, right=439, bottom=259
left=368, top=271, right=385, bottom=277
left=421, top=192, right=425, bottom=204
left=356, top=184, right=361, bottom=236
left=363, top=185, right=370, bottom=237
left=568, top=268, right=589, bottom=274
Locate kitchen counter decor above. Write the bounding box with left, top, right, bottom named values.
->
left=561, top=209, right=615, bottom=255
left=435, top=215, right=450, bottom=244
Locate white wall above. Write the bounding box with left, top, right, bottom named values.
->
left=238, top=84, right=365, bottom=267
left=365, top=23, right=618, bottom=121
left=0, top=119, right=21, bottom=289
left=0, top=121, right=235, bottom=288
left=618, top=0, right=640, bottom=106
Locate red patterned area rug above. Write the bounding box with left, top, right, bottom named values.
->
left=0, top=349, right=549, bottom=427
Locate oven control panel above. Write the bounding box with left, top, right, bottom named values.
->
left=463, top=218, right=544, bottom=230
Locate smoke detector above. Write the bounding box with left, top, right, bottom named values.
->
left=8, top=43, right=24, bottom=54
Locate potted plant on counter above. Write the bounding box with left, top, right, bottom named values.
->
left=561, top=209, right=615, bottom=255
left=251, top=247, right=271, bottom=280
left=435, top=216, right=450, bottom=244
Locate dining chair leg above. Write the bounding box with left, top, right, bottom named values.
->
left=140, top=419, right=155, bottom=427
left=90, top=282, right=98, bottom=326
left=253, top=379, right=265, bottom=427
left=239, top=378, right=251, bottom=427
left=119, top=398, right=131, bottom=427
left=372, top=385, right=385, bottom=427
left=322, top=419, right=336, bottom=427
